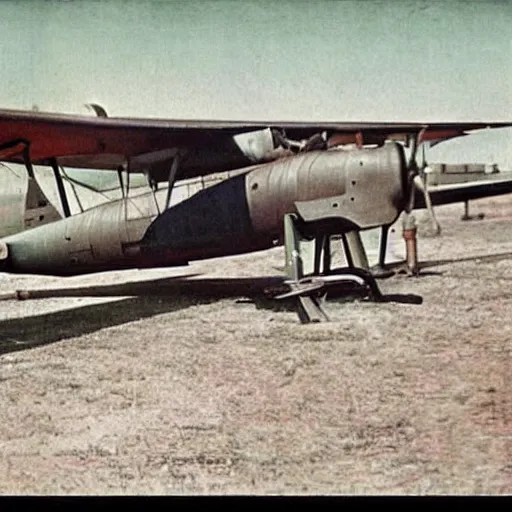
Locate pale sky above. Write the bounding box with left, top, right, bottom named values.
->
left=0, top=0, right=511, bottom=165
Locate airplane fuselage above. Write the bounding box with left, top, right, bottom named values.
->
left=0, top=143, right=407, bottom=276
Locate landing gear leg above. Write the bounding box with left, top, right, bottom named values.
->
left=283, top=214, right=328, bottom=323
left=344, top=230, right=369, bottom=270
left=313, top=234, right=324, bottom=275
left=280, top=215, right=385, bottom=323
left=371, top=225, right=395, bottom=278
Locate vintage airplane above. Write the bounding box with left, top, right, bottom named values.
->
left=0, top=107, right=511, bottom=321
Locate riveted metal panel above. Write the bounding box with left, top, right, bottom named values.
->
left=2, top=192, right=157, bottom=275
left=295, top=142, right=406, bottom=229
left=246, top=150, right=348, bottom=234
left=246, top=142, right=406, bottom=234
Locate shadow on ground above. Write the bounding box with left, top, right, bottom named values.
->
left=0, top=275, right=296, bottom=355
left=0, top=272, right=427, bottom=354
left=419, top=250, right=512, bottom=270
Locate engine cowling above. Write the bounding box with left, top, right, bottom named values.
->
left=245, top=141, right=407, bottom=233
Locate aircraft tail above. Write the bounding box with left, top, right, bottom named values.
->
left=24, top=177, right=62, bottom=230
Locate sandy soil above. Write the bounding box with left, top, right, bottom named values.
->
left=1, top=196, right=512, bottom=495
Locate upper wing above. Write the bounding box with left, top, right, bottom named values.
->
left=0, top=107, right=510, bottom=180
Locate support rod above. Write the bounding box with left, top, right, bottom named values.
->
left=164, top=153, right=181, bottom=211
left=22, top=145, right=35, bottom=179
left=341, top=233, right=354, bottom=268
left=117, top=167, right=125, bottom=199
left=125, top=166, right=131, bottom=197
left=344, top=230, right=369, bottom=270
left=462, top=200, right=470, bottom=221
left=378, top=225, right=389, bottom=269
left=371, top=224, right=395, bottom=279
left=314, top=235, right=324, bottom=275
left=322, top=235, right=331, bottom=275
left=50, top=158, right=71, bottom=218
left=284, top=213, right=303, bottom=281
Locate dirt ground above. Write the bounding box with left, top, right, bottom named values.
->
left=1, top=196, right=512, bottom=495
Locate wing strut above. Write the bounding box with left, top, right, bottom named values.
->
left=21, top=145, right=35, bottom=179
left=50, top=158, right=71, bottom=218
left=59, top=167, right=85, bottom=213
left=0, top=139, right=35, bottom=180
left=370, top=225, right=395, bottom=278
left=117, top=166, right=125, bottom=198
left=164, top=153, right=181, bottom=211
